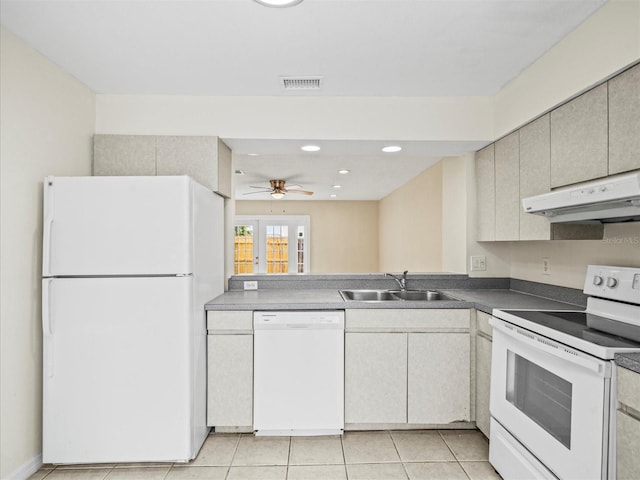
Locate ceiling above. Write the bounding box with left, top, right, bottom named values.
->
left=0, top=0, right=606, bottom=200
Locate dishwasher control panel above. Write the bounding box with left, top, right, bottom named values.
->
left=254, top=311, right=345, bottom=329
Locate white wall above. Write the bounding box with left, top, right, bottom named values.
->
left=0, top=27, right=95, bottom=479
left=95, top=95, right=493, bottom=141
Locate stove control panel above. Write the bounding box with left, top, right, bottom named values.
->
left=584, top=265, right=640, bottom=304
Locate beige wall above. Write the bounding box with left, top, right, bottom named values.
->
left=478, top=0, right=640, bottom=289
left=378, top=162, right=443, bottom=272
left=494, top=0, right=640, bottom=137
left=235, top=200, right=379, bottom=273
left=0, top=28, right=96, bottom=478
left=441, top=155, right=470, bottom=274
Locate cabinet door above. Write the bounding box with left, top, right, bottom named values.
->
left=475, top=334, right=492, bottom=438
left=494, top=132, right=520, bottom=241
left=476, top=144, right=495, bottom=241
left=609, top=63, right=640, bottom=175
left=207, top=334, right=253, bottom=427
left=407, top=333, right=470, bottom=424
left=345, top=333, right=407, bottom=424
left=519, top=115, right=551, bottom=241
left=616, top=410, right=640, bottom=480
left=93, top=135, right=156, bottom=176
left=156, top=136, right=219, bottom=192
left=550, top=84, right=608, bottom=187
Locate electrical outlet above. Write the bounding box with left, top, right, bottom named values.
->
left=542, top=258, right=551, bottom=275
left=244, top=281, right=258, bottom=290
left=470, top=255, right=487, bottom=272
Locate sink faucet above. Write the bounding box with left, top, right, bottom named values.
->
left=385, top=270, right=408, bottom=291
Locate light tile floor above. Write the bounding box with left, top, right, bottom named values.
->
left=31, top=430, right=502, bottom=480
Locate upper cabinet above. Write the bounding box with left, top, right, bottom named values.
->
left=476, top=62, right=639, bottom=242
left=94, top=135, right=233, bottom=198
left=475, top=145, right=495, bottom=242
left=550, top=83, right=608, bottom=188
left=519, top=115, right=551, bottom=241
left=608, top=63, right=640, bottom=175
left=494, top=132, right=520, bottom=241
left=93, top=135, right=156, bottom=176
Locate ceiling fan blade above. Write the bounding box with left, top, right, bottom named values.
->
left=284, top=189, right=314, bottom=195
left=242, top=190, right=272, bottom=195
left=248, top=185, right=271, bottom=189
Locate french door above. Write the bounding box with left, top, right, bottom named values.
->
left=234, top=216, right=310, bottom=274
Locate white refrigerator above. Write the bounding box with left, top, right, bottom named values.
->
left=41, top=175, right=224, bottom=464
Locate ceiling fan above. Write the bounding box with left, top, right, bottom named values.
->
left=244, top=179, right=314, bottom=199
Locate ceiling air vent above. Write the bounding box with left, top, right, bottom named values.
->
left=281, top=76, right=323, bottom=90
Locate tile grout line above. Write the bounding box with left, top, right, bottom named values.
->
left=285, top=435, right=292, bottom=480
left=224, top=433, right=243, bottom=480
left=388, top=431, right=411, bottom=480
left=340, top=432, right=349, bottom=479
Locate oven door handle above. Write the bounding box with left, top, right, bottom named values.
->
left=491, top=319, right=608, bottom=375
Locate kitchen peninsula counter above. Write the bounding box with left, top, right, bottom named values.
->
left=205, top=287, right=583, bottom=312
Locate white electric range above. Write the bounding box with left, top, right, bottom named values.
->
left=488, top=265, right=640, bottom=480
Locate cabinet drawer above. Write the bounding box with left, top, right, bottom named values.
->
left=346, top=309, right=470, bottom=331
left=617, top=366, right=640, bottom=412
left=207, top=310, right=253, bottom=332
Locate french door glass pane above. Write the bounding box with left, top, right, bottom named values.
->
left=266, top=225, right=288, bottom=273
left=234, top=225, right=254, bottom=274
left=506, top=351, right=573, bottom=449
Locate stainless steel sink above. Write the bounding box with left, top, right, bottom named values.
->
left=340, top=290, right=399, bottom=301
left=340, top=289, right=457, bottom=302
left=389, top=290, right=451, bottom=301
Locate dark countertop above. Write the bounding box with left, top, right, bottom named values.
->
left=440, top=289, right=583, bottom=314
left=616, top=353, right=640, bottom=375
left=205, top=288, right=582, bottom=313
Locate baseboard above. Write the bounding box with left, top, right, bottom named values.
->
left=3, top=453, right=43, bottom=480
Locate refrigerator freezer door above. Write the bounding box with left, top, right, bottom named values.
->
left=43, top=176, right=194, bottom=276
left=42, top=276, right=206, bottom=464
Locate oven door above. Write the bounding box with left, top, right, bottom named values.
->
left=490, top=318, right=612, bottom=480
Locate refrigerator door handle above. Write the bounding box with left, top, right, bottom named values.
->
left=42, top=278, right=54, bottom=377
left=42, top=177, right=55, bottom=277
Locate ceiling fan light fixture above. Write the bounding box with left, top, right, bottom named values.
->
left=253, top=0, right=304, bottom=7
left=271, top=192, right=285, bottom=199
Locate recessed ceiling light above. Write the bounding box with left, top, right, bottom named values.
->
left=247, top=153, right=259, bottom=156
left=253, top=0, right=303, bottom=7
left=332, top=185, right=341, bottom=189
left=382, top=145, right=402, bottom=153
left=338, top=169, right=350, bottom=174
left=330, top=194, right=337, bottom=198
left=301, top=145, right=320, bottom=152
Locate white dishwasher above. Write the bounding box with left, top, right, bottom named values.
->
left=253, top=310, right=344, bottom=436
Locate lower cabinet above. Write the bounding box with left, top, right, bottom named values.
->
left=408, top=333, right=470, bottom=424
left=206, top=311, right=253, bottom=430
left=616, top=365, right=640, bottom=479
left=475, top=311, right=493, bottom=438
left=344, top=309, right=471, bottom=426
left=345, top=333, right=408, bottom=424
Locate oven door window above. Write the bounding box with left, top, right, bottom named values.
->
left=506, top=351, right=572, bottom=449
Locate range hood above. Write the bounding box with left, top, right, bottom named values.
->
left=522, top=172, right=640, bottom=223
